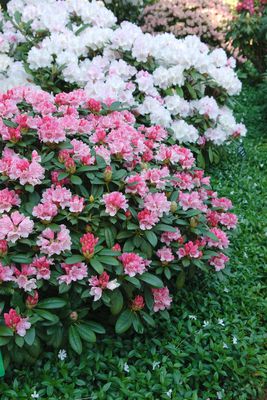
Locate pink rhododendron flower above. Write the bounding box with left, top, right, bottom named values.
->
left=160, top=229, right=181, bottom=245
left=37, top=225, right=72, bottom=256
left=0, top=211, right=34, bottom=243
left=32, top=202, right=58, bottom=221
left=152, top=287, right=172, bottom=312
left=212, top=197, right=233, bottom=211
left=157, top=247, right=174, bottom=263
left=209, top=253, right=229, bottom=271
left=37, top=115, right=66, bottom=143
left=88, top=271, right=120, bottom=301
left=58, top=263, right=88, bottom=285
left=119, top=253, right=150, bottom=277
left=103, top=192, right=128, bottom=216
left=143, top=166, right=169, bottom=189
left=80, top=233, right=99, bottom=259
left=0, top=149, right=45, bottom=186
left=179, top=191, right=207, bottom=212
left=0, top=188, right=21, bottom=213
left=172, top=172, right=194, bottom=190
left=30, top=256, right=53, bottom=280
left=206, top=228, right=229, bottom=249
left=4, top=308, right=31, bottom=337
left=0, top=262, right=14, bottom=283
left=219, top=213, right=238, bottom=229
left=42, top=186, right=72, bottom=209
left=125, top=174, right=148, bottom=197
left=138, top=209, right=159, bottom=230
left=177, top=241, right=202, bottom=259
left=69, top=195, right=85, bottom=213
left=144, top=192, right=171, bottom=217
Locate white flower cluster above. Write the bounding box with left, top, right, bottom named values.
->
left=0, top=0, right=246, bottom=145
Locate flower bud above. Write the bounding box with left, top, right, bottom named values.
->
left=65, top=158, right=76, bottom=174
left=85, top=224, right=92, bottom=232
left=131, top=295, right=145, bottom=312
left=125, top=210, right=132, bottom=219
left=170, top=201, right=178, bottom=213
left=87, top=99, right=101, bottom=113
left=69, top=311, right=78, bottom=321
left=0, top=240, right=8, bottom=257
left=26, top=290, right=39, bottom=309
left=104, top=166, right=112, bottom=182
left=89, top=195, right=94, bottom=203
left=190, top=217, right=199, bottom=228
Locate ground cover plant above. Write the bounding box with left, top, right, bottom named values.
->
left=0, top=84, right=265, bottom=400
left=0, top=0, right=247, bottom=163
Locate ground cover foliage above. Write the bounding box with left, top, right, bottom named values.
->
left=0, top=84, right=265, bottom=400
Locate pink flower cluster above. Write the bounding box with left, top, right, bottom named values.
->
left=119, top=253, right=150, bottom=277
left=4, top=309, right=31, bottom=337
left=89, top=271, right=119, bottom=301
left=152, top=287, right=172, bottom=312
left=0, top=148, right=45, bottom=186
left=0, top=86, right=237, bottom=341
left=142, top=0, right=236, bottom=56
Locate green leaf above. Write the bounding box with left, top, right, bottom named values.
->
left=15, top=335, right=24, bottom=348
left=10, top=254, right=33, bottom=264
left=139, top=273, right=163, bottom=288
left=155, top=224, right=177, bottom=232
left=76, top=324, right=96, bottom=343
left=110, top=290, right=124, bottom=315
left=24, top=327, right=36, bottom=346
left=97, top=256, right=119, bottom=266
left=115, top=309, right=134, bottom=334
left=35, top=309, right=59, bottom=323
left=37, top=298, right=67, bottom=309
left=144, top=231, right=158, bottom=247
left=205, top=231, right=219, bottom=242
left=25, top=185, right=34, bottom=193
left=90, top=258, right=104, bottom=274
left=176, top=271, right=185, bottom=289
left=0, top=337, right=11, bottom=347
left=141, top=312, right=156, bottom=327
left=85, top=321, right=105, bottom=334
left=64, top=255, right=85, bottom=264
left=0, top=326, right=13, bottom=337
left=68, top=326, right=82, bottom=354
left=58, top=172, right=69, bottom=181
left=104, top=227, right=115, bottom=248
left=71, top=175, right=82, bottom=185
left=2, top=118, right=18, bottom=128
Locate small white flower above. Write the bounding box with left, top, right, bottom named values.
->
left=123, top=362, right=130, bottom=373
left=232, top=336, right=238, bottom=345
left=223, top=287, right=229, bottom=293
left=58, top=349, right=67, bottom=361
left=217, top=391, right=223, bottom=399
left=152, top=361, right=160, bottom=370
left=203, top=320, right=209, bottom=327
left=188, top=315, right=197, bottom=320
left=218, top=319, right=225, bottom=326
left=223, top=342, right=228, bottom=349
left=166, top=389, right=173, bottom=398
left=31, top=391, right=40, bottom=399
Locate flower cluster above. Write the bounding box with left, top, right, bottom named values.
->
left=0, top=87, right=236, bottom=357
left=0, top=0, right=246, bottom=149
left=141, top=0, right=236, bottom=54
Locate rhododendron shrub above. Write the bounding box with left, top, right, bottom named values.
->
left=0, top=87, right=237, bottom=361
left=0, top=0, right=246, bottom=163
left=141, top=0, right=235, bottom=53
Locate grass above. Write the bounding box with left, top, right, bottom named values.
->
left=0, top=83, right=266, bottom=400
